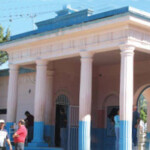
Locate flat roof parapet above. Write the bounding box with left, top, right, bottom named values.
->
left=3, top=6, right=150, bottom=42
left=36, top=8, right=93, bottom=29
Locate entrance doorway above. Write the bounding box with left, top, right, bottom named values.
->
left=137, top=88, right=148, bottom=148
left=55, top=94, right=69, bottom=149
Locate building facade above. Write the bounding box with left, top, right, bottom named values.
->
left=0, top=6, right=150, bottom=150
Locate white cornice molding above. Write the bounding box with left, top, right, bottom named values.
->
left=129, top=7, right=150, bottom=19
left=129, top=16, right=150, bottom=29
left=7, top=27, right=150, bottom=65
left=1, top=14, right=149, bottom=50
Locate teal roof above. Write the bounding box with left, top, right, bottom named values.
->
left=1, top=6, right=150, bottom=44
left=0, top=68, right=35, bottom=77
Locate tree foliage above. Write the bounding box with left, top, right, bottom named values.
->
left=140, top=108, right=147, bottom=123
left=139, top=94, right=147, bottom=123
left=0, top=25, right=10, bottom=65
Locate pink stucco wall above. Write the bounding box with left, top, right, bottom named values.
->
left=0, top=59, right=150, bottom=127
left=0, top=73, right=35, bottom=122
left=0, top=76, right=8, bottom=121
left=17, top=73, right=35, bottom=121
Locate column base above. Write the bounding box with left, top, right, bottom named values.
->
left=145, top=132, right=150, bottom=150
left=6, top=122, right=14, bottom=130
left=44, top=125, right=55, bottom=146
left=28, top=142, right=48, bottom=147
left=30, top=122, right=48, bottom=147
left=6, top=122, right=14, bottom=142
left=79, top=120, right=91, bottom=150
left=119, top=120, right=132, bottom=150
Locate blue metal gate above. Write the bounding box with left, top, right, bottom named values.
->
left=67, top=106, right=79, bottom=150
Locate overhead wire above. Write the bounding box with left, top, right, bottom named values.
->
left=0, top=1, right=119, bottom=23
left=0, top=9, right=56, bottom=22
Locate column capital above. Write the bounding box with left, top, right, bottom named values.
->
left=80, top=50, right=94, bottom=58
left=36, top=60, right=48, bottom=66
left=119, top=44, right=135, bottom=52
left=9, top=64, right=19, bottom=71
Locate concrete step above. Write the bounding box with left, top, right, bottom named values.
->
left=25, top=147, right=63, bottom=150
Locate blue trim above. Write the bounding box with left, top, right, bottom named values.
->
left=6, top=122, right=14, bottom=142
left=119, top=120, right=132, bottom=150
left=29, top=122, right=48, bottom=147
left=145, top=132, right=150, bottom=149
left=36, top=9, right=93, bottom=28
left=68, top=127, right=78, bottom=150
left=86, top=7, right=129, bottom=22
left=44, top=125, right=55, bottom=146
left=79, top=120, right=91, bottom=150
left=147, top=132, right=150, bottom=139
left=91, top=128, right=105, bottom=150
left=0, top=69, right=9, bottom=76
left=32, top=122, right=44, bottom=143
left=44, top=125, right=51, bottom=137
left=103, top=128, right=115, bottom=150
left=6, top=122, right=14, bottom=131
left=0, top=68, right=35, bottom=77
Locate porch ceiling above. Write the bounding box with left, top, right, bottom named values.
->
left=23, top=49, right=150, bottom=69
left=56, top=50, right=150, bottom=66
left=94, top=50, right=150, bottom=65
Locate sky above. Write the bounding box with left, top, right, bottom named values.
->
left=0, top=0, right=150, bottom=36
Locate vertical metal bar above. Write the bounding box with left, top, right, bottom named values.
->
left=67, top=105, right=71, bottom=150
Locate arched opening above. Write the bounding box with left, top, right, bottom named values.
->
left=102, top=93, right=119, bottom=132
left=55, top=94, right=69, bottom=149
left=136, top=86, right=149, bottom=148
left=102, top=93, right=119, bottom=149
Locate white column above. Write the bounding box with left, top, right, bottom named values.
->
left=44, top=70, right=54, bottom=125
left=119, top=45, right=135, bottom=150
left=7, top=64, right=19, bottom=125
left=31, top=60, right=48, bottom=146
left=79, top=51, right=93, bottom=150
left=34, top=60, right=48, bottom=122
left=44, top=70, right=55, bottom=146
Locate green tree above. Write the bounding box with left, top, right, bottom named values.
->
left=139, top=94, right=147, bottom=123
left=140, top=108, right=147, bottom=123
left=0, top=25, right=10, bottom=65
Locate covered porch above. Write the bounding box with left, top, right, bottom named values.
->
left=0, top=6, right=150, bottom=150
